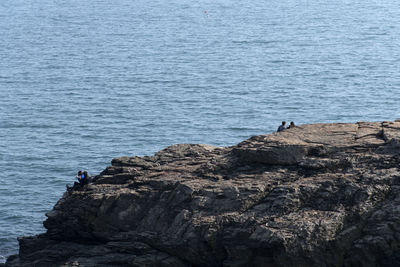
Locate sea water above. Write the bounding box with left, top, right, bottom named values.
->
left=1, top=0, right=400, bottom=261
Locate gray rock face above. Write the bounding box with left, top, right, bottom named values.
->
left=6, top=122, right=400, bottom=266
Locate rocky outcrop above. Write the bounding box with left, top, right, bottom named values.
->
left=6, top=121, right=400, bottom=266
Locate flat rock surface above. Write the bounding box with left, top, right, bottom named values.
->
left=6, top=122, right=400, bottom=266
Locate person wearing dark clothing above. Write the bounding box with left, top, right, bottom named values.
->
left=67, top=170, right=89, bottom=191
left=288, top=121, right=296, bottom=129
left=75, top=171, right=83, bottom=182
left=277, top=121, right=287, bottom=132
left=76, top=170, right=88, bottom=185
left=81, top=171, right=89, bottom=185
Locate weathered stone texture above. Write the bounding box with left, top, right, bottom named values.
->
left=6, top=121, right=400, bottom=266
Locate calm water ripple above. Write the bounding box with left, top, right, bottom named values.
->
left=1, top=0, right=400, bottom=261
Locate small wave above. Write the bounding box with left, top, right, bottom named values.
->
left=267, top=60, right=286, bottom=64
left=0, top=122, right=57, bottom=129
left=232, top=40, right=280, bottom=45
left=225, top=127, right=265, bottom=132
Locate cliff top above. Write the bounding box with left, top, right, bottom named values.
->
left=7, top=121, right=400, bottom=267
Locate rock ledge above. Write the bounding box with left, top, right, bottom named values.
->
left=6, top=122, right=400, bottom=266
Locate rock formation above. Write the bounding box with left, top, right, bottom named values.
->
left=6, top=121, right=400, bottom=266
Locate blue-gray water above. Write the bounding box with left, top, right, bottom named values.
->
left=1, top=0, right=400, bottom=261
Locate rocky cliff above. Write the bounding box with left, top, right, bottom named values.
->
left=6, top=122, right=400, bottom=267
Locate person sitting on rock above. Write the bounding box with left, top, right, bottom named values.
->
left=288, top=121, right=296, bottom=129
left=77, top=171, right=89, bottom=185
left=66, top=170, right=89, bottom=191
left=277, top=121, right=287, bottom=132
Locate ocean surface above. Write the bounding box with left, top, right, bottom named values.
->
left=1, top=0, right=400, bottom=261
